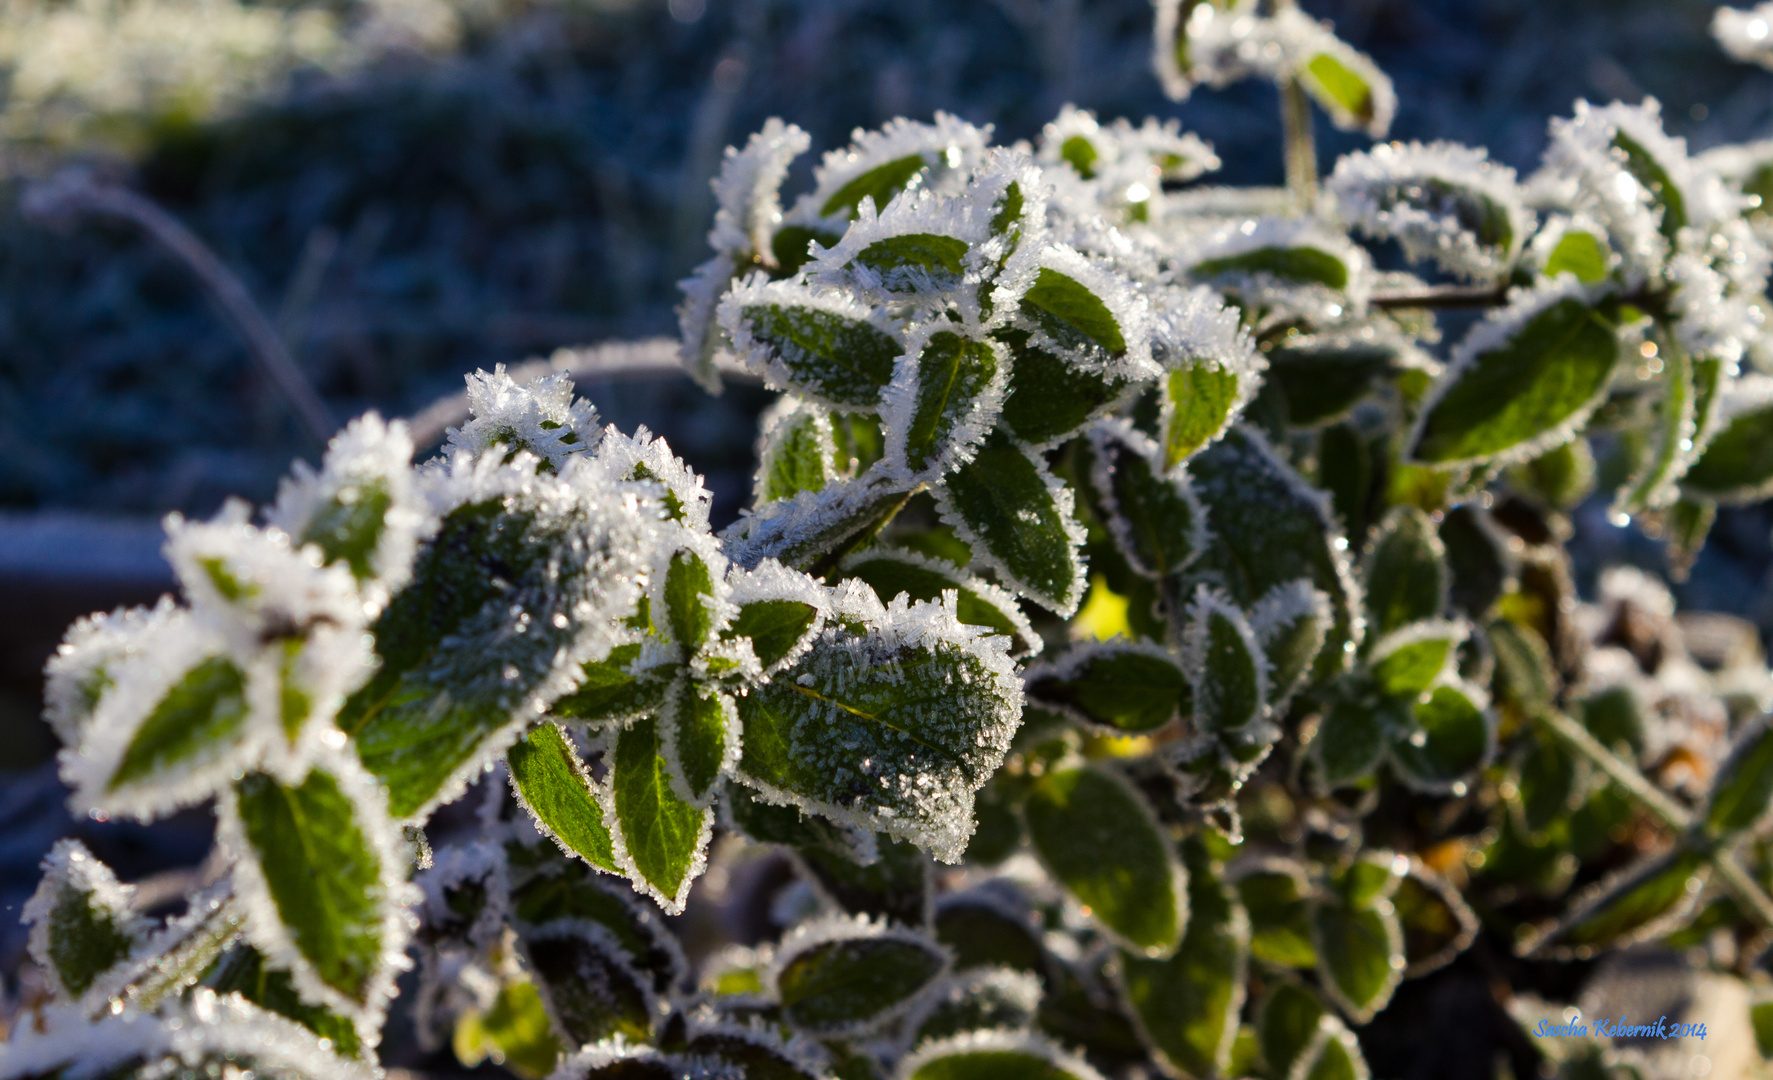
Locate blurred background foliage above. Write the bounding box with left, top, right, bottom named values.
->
left=2, top=0, right=1768, bottom=520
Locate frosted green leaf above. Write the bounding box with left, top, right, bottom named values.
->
left=229, top=766, right=397, bottom=1010
left=1544, top=230, right=1609, bottom=283
left=685, top=1029, right=828, bottom=1080
left=1387, top=684, right=1493, bottom=792
left=520, top=921, right=653, bottom=1045
left=1511, top=438, right=1597, bottom=510
left=1193, top=246, right=1349, bottom=289
left=1021, top=268, right=1126, bottom=357
left=1312, top=899, right=1402, bottom=1022
left=1163, top=363, right=1244, bottom=467
left=774, top=925, right=948, bottom=1035
left=730, top=782, right=928, bottom=924
left=507, top=722, right=618, bottom=872
left=205, top=945, right=362, bottom=1059
left=1522, top=849, right=1708, bottom=957
left=23, top=841, right=143, bottom=1001
left=107, top=655, right=249, bottom=793
left=1303, top=51, right=1384, bottom=131
left=664, top=549, right=717, bottom=654
left=733, top=598, right=1020, bottom=862
left=822, top=154, right=927, bottom=218
left=551, top=644, right=674, bottom=726
left=1616, top=337, right=1696, bottom=515
left=1301, top=1029, right=1369, bottom=1080
left=1683, top=398, right=1773, bottom=502
left=1258, top=982, right=1327, bottom=1078
left=1487, top=619, right=1555, bottom=711
left=937, top=431, right=1085, bottom=614
left=504, top=844, right=684, bottom=993
left=935, top=896, right=1045, bottom=974
left=1027, top=643, right=1191, bottom=734
left=1254, top=580, right=1332, bottom=709
left=857, top=234, right=971, bottom=293
left=773, top=225, right=843, bottom=275
left=726, top=599, right=823, bottom=669
left=735, top=302, right=901, bottom=410
left=1391, top=866, right=1478, bottom=977
left=668, top=685, right=734, bottom=803
left=1024, top=765, right=1183, bottom=954
left=997, top=330, right=1136, bottom=445
left=1411, top=297, right=1620, bottom=466
left=1189, top=593, right=1267, bottom=734
left=1084, top=422, right=1207, bottom=580
left=299, top=479, right=394, bottom=584
left=913, top=967, right=1041, bottom=1042
left=1118, top=838, right=1248, bottom=1077
left=1189, top=428, right=1359, bottom=681
left=903, top=1035, right=1105, bottom=1080
left=1236, top=864, right=1317, bottom=969
left=1369, top=629, right=1458, bottom=699
left=1364, top=507, right=1448, bottom=637
left=1702, top=718, right=1773, bottom=838
left=1515, top=723, right=1581, bottom=837
left=611, top=717, right=711, bottom=912
left=892, top=330, right=1003, bottom=478
left=841, top=551, right=1035, bottom=655
left=758, top=404, right=839, bottom=503
left=342, top=490, right=649, bottom=820
left=1613, top=131, right=1687, bottom=240
left=1263, top=340, right=1402, bottom=429
left=1313, top=697, right=1387, bottom=790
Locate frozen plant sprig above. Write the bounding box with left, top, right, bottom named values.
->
left=12, top=4, right=1773, bottom=1080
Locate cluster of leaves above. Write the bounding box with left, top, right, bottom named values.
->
left=8, top=2, right=1773, bottom=1080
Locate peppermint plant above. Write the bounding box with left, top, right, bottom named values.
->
left=8, top=3, right=1773, bottom=1080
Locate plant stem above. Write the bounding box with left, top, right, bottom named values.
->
left=1369, top=285, right=1510, bottom=311
left=23, top=172, right=336, bottom=447
left=1712, top=850, right=1773, bottom=934
left=1280, top=77, right=1319, bottom=209
left=103, top=896, right=245, bottom=1015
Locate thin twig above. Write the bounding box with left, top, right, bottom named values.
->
left=1534, top=708, right=1692, bottom=830
left=1712, top=850, right=1773, bottom=934
left=23, top=172, right=336, bottom=446
left=1368, top=285, right=1510, bottom=310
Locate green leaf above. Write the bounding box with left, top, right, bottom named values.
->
left=664, top=549, right=717, bottom=654
left=1265, top=339, right=1397, bottom=429
left=108, top=655, right=249, bottom=792
left=733, top=613, right=1020, bottom=862
left=1302, top=52, right=1380, bottom=133
left=1023, top=765, right=1184, bottom=954
left=1391, top=866, right=1478, bottom=977
left=1753, top=997, right=1773, bottom=1059
left=1616, top=335, right=1697, bottom=515
left=1369, top=629, right=1458, bottom=699
left=893, top=330, right=1004, bottom=477
left=551, top=644, right=674, bottom=725
left=25, top=841, right=142, bottom=1000
left=230, top=765, right=398, bottom=1010
left=1364, top=507, right=1448, bottom=637
left=300, top=479, right=394, bottom=583
left=1060, top=135, right=1099, bottom=178
left=726, top=784, right=931, bottom=925
left=1579, top=686, right=1647, bottom=758
left=1683, top=398, right=1773, bottom=502
left=1509, top=438, right=1597, bottom=510
left=1258, top=982, right=1327, bottom=1077
left=913, top=967, right=1041, bottom=1042
left=1254, top=580, right=1332, bottom=708
left=1514, top=723, right=1582, bottom=837
left=1192, top=247, right=1349, bottom=289
left=1118, top=838, right=1248, bottom=1077
left=935, top=896, right=1046, bottom=974
left=939, top=431, right=1084, bottom=614
left=1189, top=593, right=1266, bottom=734
left=822, top=154, right=928, bottom=218
left=996, top=330, right=1136, bottom=445
left=736, top=302, right=901, bottom=410
left=1312, top=898, right=1402, bottom=1022
left=774, top=928, right=949, bottom=1035
left=1702, top=717, right=1773, bottom=838
left=1522, top=849, right=1708, bottom=957
left=1543, top=230, right=1610, bottom=283
left=205, top=946, right=362, bottom=1058
left=505, top=844, right=683, bottom=993
left=1084, top=423, right=1207, bottom=580
left=667, top=686, right=734, bottom=803
left=1387, top=683, right=1493, bottom=793
left=1487, top=619, right=1556, bottom=711
left=1313, top=696, right=1387, bottom=790
left=725, top=599, right=822, bottom=671
left=841, top=552, right=1035, bottom=654
left=1162, top=363, right=1243, bottom=467
left=773, top=226, right=843, bottom=276
left=343, top=495, right=646, bottom=819
left=1021, top=268, right=1126, bottom=357
left=1236, top=864, right=1318, bottom=969
left=507, top=722, right=618, bottom=872
left=1189, top=428, right=1359, bottom=682
left=1027, top=643, right=1191, bottom=734
left=857, top=234, right=971, bottom=293
left=903, top=1037, right=1103, bottom=1080
left=458, top=980, right=563, bottom=1078
left=1411, top=298, right=1621, bottom=466
left=1299, top=1028, right=1369, bottom=1080
left=520, top=921, right=653, bottom=1045
left=611, top=717, right=711, bottom=911
left=686, top=1031, right=827, bottom=1080
left=1613, top=131, right=1687, bottom=240
left=758, top=405, right=839, bottom=504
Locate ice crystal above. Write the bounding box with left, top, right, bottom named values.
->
left=443, top=365, right=600, bottom=472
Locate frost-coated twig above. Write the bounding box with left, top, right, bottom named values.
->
left=1535, top=709, right=1773, bottom=933
left=21, top=172, right=336, bottom=446
left=1281, top=77, right=1320, bottom=208
left=1369, top=284, right=1510, bottom=310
